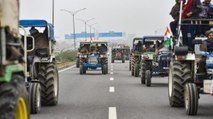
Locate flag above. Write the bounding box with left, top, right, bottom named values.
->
left=163, top=27, right=172, bottom=47
left=90, top=35, right=93, bottom=45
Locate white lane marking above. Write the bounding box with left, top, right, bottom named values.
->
left=59, top=65, right=76, bottom=73
left=109, top=107, right=117, bottom=119
left=109, top=86, right=115, bottom=93
left=110, top=77, right=114, bottom=81
left=110, top=72, right=113, bottom=75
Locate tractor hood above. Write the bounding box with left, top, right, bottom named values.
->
left=0, top=0, right=19, bottom=38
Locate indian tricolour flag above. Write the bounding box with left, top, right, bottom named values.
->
left=90, top=35, right=93, bottom=45
left=163, top=27, right=172, bottom=47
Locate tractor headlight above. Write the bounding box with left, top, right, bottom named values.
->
left=80, top=55, right=87, bottom=58
left=100, top=55, right=106, bottom=58
left=206, top=59, right=213, bottom=65
left=207, top=69, right=213, bottom=74
left=142, top=55, right=149, bottom=59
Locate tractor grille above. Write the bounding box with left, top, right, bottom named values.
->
left=89, top=56, right=98, bottom=64
left=158, top=55, right=170, bottom=68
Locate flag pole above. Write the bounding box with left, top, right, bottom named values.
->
left=177, top=0, right=183, bottom=47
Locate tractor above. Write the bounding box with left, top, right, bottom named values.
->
left=168, top=1, right=213, bottom=115
left=140, top=36, right=170, bottom=87
left=20, top=20, right=59, bottom=113
left=130, top=38, right=143, bottom=77
left=111, top=47, right=126, bottom=63
left=0, top=0, right=29, bottom=118
left=79, top=41, right=108, bottom=74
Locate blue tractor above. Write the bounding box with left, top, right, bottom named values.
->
left=140, top=36, right=170, bottom=86
left=20, top=20, right=59, bottom=113
left=78, top=41, right=108, bottom=74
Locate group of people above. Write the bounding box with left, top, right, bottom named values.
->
left=170, top=0, right=213, bottom=51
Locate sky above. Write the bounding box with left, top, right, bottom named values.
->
left=20, top=0, right=175, bottom=40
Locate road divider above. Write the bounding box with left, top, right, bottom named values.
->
left=110, top=77, right=114, bottom=81
left=109, top=86, right=115, bottom=93
left=108, top=107, right=117, bottom=119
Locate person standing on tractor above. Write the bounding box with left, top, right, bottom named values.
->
left=201, top=28, right=213, bottom=52
left=197, top=0, right=212, bottom=35
left=170, top=0, right=186, bottom=36
left=181, top=0, right=202, bottom=50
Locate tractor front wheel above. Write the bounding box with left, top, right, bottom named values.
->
left=184, top=83, right=198, bottom=115
left=29, top=82, right=41, bottom=114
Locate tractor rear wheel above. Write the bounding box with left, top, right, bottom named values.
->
left=0, top=75, right=29, bottom=119
left=122, top=55, right=125, bottom=63
left=129, top=60, right=131, bottom=71
left=145, top=70, right=151, bottom=87
left=168, top=61, right=191, bottom=107
left=141, top=62, right=146, bottom=84
left=134, top=57, right=140, bottom=77
left=134, top=63, right=140, bottom=77
left=39, top=63, right=59, bottom=106
left=102, top=64, right=107, bottom=74
left=76, top=58, right=80, bottom=68
left=131, top=57, right=135, bottom=76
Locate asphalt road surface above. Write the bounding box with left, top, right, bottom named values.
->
left=32, top=61, right=213, bottom=119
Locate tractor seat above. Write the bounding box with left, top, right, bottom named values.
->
left=36, top=48, right=49, bottom=57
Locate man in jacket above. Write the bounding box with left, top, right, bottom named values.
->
left=181, top=0, right=202, bottom=50
left=170, top=0, right=186, bottom=36
left=201, top=28, right=213, bottom=52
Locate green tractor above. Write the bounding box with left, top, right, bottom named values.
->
left=130, top=38, right=143, bottom=77
left=140, top=36, right=169, bottom=87
left=0, top=0, right=29, bottom=118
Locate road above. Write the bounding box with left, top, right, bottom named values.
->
left=32, top=61, right=213, bottom=119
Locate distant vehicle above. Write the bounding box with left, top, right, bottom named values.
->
left=140, top=36, right=170, bottom=87
left=78, top=41, right=108, bottom=74
left=111, top=47, right=127, bottom=63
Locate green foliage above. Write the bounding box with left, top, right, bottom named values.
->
left=55, top=50, right=77, bottom=63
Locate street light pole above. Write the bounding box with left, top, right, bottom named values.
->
left=61, top=8, right=86, bottom=49
left=88, top=23, right=97, bottom=40
left=52, top=0, right=54, bottom=26
left=77, top=18, right=95, bottom=41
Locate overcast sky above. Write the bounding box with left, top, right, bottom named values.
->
left=20, top=0, right=176, bottom=39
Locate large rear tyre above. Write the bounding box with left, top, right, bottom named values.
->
left=29, top=82, right=41, bottom=114
left=76, top=58, right=80, bottom=68
left=134, top=63, right=140, bottom=77
left=102, top=64, right=107, bottom=74
left=129, top=60, right=131, bottom=71
left=122, top=56, right=125, bottom=63
left=0, top=75, right=29, bottom=119
left=111, top=58, right=114, bottom=63
left=168, top=61, right=191, bottom=107
left=141, top=62, right=145, bottom=84
left=184, top=83, right=198, bottom=115
left=145, top=70, right=151, bottom=87
left=39, top=63, right=59, bottom=106
left=131, top=57, right=135, bottom=76
left=80, top=65, right=84, bottom=75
